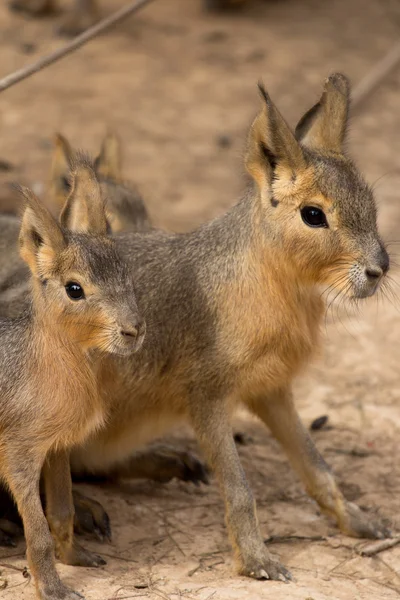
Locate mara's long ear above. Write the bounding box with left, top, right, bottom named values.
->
left=295, top=73, right=350, bottom=153
left=245, top=83, right=305, bottom=191
left=60, top=156, right=108, bottom=235
left=49, top=133, right=75, bottom=216
left=18, top=186, right=66, bottom=277
left=94, top=132, right=122, bottom=182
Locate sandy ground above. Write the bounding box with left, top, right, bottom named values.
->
left=0, top=0, right=400, bottom=599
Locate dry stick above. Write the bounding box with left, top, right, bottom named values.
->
left=358, top=537, right=400, bottom=557
left=0, top=0, right=155, bottom=93
left=352, top=41, right=400, bottom=113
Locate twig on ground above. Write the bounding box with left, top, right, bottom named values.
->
left=0, top=0, right=155, bottom=93
left=376, top=555, right=400, bottom=584
left=0, top=552, right=25, bottom=559
left=188, top=550, right=225, bottom=577
left=145, top=504, right=189, bottom=555
left=107, top=592, right=149, bottom=600
left=357, top=537, right=400, bottom=557
left=325, top=447, right=375, bottom=457
left=0, top=562, right=28, bottom=574
left=99, top=552, right=139, bottom=563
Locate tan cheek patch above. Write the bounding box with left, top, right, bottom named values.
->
left=318, top=253, right=356, bottom=290
left=66, top=311, right=115, bottom=352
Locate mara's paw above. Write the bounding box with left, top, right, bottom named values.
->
left=143, top=446, right=209, bottom=485
left=340, top=502, right=392, bottom=539
left=61, top=542, right=106, bottom=568
left=165, top=449, right=209, bottom=485
left=73, top=490, right=111, bottom=542
left=240, top=552, right=292, bottom=582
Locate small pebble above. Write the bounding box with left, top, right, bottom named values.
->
left=20, top=42, right=36, bottom=55
left=310, top=415, right=329, bottom=431
left=216, top=133, right=232, bottom=149
left=0, top=159, right=14, bottom=172
left=246, top=49, right=265, bottom=63
left=203, top=30, right=228, bottom=44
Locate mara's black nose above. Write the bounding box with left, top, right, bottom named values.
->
left=121, top=327, right=138, bottom=338
left=365, top=266, right=383, bottom=282
left=365, top=247, right=389, bottom=282
left=120, top=318, right=145, bottom=343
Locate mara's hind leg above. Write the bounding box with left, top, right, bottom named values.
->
left=57, top=0, right=99, bottom=37
left=249, top=388, right=391, bottom=539
left=43, top=450, right=105, bottom=568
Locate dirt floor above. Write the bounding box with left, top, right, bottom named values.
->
left=0, top=0, right=400, bottom=598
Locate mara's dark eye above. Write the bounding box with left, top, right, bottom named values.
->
left=65, top=281, right=85, bottom=300
left=301, top=206, right=328, bottom=228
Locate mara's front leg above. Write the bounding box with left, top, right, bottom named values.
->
left=248, top=388, right=391, bottom=539
left=189, top=394, right=291, bottom=581
left=1, top=450, right=83, bottom=600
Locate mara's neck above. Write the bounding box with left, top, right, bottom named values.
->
left=27, top=298, right=98, bottom=392
left=32, top=320, right=99, bottom=421
left=24, top=296, right=103, bottom=447
left=191, top=192, right=325, bottom=374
